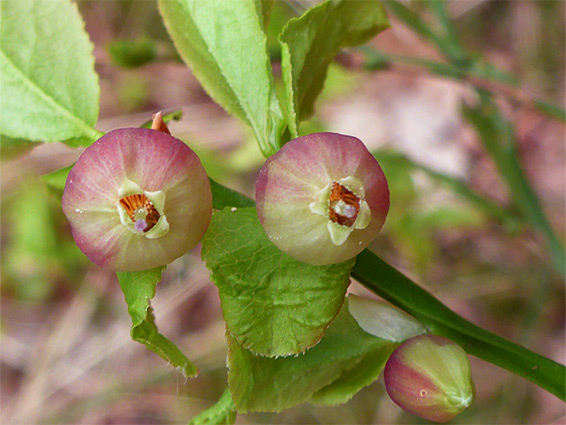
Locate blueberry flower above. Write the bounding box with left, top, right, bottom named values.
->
left=62, top=127, right=212, bottom=271
left=255, top=132, right=389, bottom=265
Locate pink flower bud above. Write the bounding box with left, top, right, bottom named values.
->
left=62, top=128, right=212, bottom=271
left=255, top=132, right=389, bottom=265
left=384, top=335, right=475, bottom=423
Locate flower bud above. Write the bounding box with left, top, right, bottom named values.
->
left=384, top=335, right=475, bottom=423
left=62, top=128, right=212, bottom=271
left=255, top=132, right=389, bottom=265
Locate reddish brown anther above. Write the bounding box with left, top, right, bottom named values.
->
left=151, top=111, right=171, bottom=134
left=119, top=194, right=160, bottom=232
left=328, top=182, right=360, bottom=227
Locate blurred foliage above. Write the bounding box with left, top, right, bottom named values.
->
left=107, top=38, right=157, bottom=69
left=1, top=180, right=87, bottom=301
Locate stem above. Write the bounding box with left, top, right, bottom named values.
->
left=352, top=249, right=565, bottom=400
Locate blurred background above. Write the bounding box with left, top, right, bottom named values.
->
left=1, top=1, right=564, bottom=423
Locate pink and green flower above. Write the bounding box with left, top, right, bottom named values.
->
left=255, top=132, right=389, bottom=265
left=62, top=128, right=212, bottom=271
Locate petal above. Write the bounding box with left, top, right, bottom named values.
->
left=256, top=132, right=390, bottom=265
left=62, top=128, right=212, bottom=271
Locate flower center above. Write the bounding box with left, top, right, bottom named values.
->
left=119, top=194, right=160, bottom=233
left=328, top=182, right=360, bottom=227
left=308, top=177, right=372, bottom=246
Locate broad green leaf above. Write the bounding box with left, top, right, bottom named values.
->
left=189, top=388, right=237, bottom=425
left=309, top=344, right=393, bottom=406
left=0, top=134, right=35, bottom=160
left=209, top=179, right=255, bottom=210
left=201, top=207, right=354, bottom=357
left=158, top=0, right=286, bottom=157
left=228, top=300, right=396, bottom=412
left=279, top=0, right=389, bottom=137
left=0, top=0, right=102, bottom=147
left=117, top=268, right=198, bottom=378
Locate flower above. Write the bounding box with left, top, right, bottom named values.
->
left=255, top=132, right=389, bottom=265
left=384, top=335, right=475, bottom=423
left=62, top=127, right=212, bottom=271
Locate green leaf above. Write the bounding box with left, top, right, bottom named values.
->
left=254, top=0, right=275, bottom=30
left=201, top=207, right=354, bottom=357
left=107, top=38, right=157, bottom=69
left=535, top=100, right=566, bottom=123
left=383, top=0, right=466, bottom=64
left=279, top=0, right=389, bottom=137
left=209, top=179, right=255, bottom=210
left=189, top=388, right=236, bottom=425
left=0, top=0, right=102, bottom=147
left=0, top=134, right=35, bottom=160
left=117, top=268, right=198, bottom=378
left=158, top=0, right=286, bottom=157
left=227, top=300, right=397, bottom=412
left=42, top=164, right=73, bottom=199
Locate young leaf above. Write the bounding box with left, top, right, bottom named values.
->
left=279, top=0, right=389, bottom=137
left=117, top=268, right=198, bottom=378
left=0, top=0, right=102, bottom=147
left=158, top=0, right=286, bottom=157
left=189, top=388, right=237, bottom=425
left=227, top=300, right=397, bottom=412
left=201, top=207, right=354, bottom=357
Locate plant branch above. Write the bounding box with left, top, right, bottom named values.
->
left=209, top=179, right=566, bottom=400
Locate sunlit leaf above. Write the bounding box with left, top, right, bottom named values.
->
left=202, top=207, right=354, bottom=357
left=0, top=0, right=102, bottom=146
left=279, top=0, right=389, bottom=136
left=228, top=300, right=396, bottom=412
left=158, top=0, right=286, bottom=157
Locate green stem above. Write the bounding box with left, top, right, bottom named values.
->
left=352, top=249, right=565, bottom=400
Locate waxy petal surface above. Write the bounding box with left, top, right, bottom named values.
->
left=62, top=128, right=212, bottom=271
left=256, top=133, right=389, bottom=265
